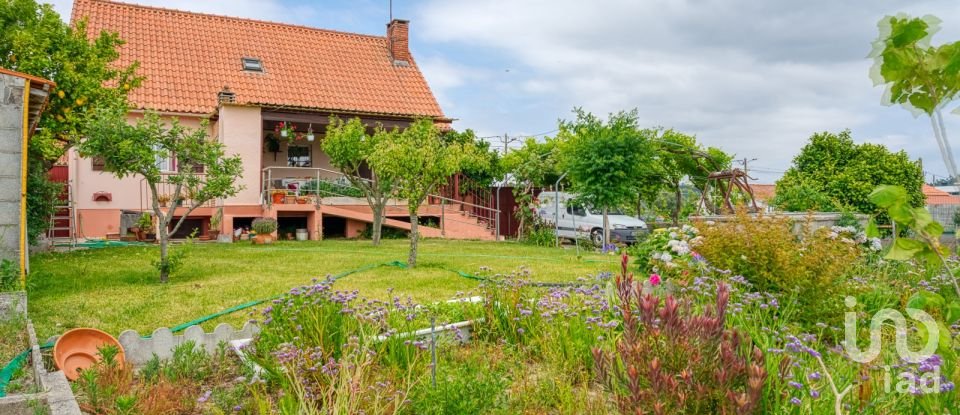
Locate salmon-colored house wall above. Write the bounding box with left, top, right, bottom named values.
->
left=69, top=113, right=209, bottom=238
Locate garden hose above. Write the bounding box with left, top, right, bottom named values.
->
left=0, top=258, right=596, bottom=396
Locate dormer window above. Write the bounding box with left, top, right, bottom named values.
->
left=241, top=57, right=264, bottom=72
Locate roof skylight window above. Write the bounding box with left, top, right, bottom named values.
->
left=241, top=57, right=263, bottom=72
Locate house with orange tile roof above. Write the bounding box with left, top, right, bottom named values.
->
left=63, top=0, right=496, bottom=242
left=748, top=184, right=776, bottom=211
left=922, top=185, right=960, bottom=231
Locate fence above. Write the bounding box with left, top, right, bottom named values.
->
left=929, top=204, right=959, bottom=233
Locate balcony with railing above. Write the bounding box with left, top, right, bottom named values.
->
left=139, top=173, right=216, bottom=212
left=261, top=166, right=373, bottom=207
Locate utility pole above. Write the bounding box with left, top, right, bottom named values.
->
left=737, top=157, right=757, bottom=183
left=499, top=133, right=519, bottom=155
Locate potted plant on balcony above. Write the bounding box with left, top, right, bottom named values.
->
left=208, top=207, right=222, bottom=240
left=296, top=196, right=309, bottom=204
left=271, top=189, right=286, bottom=204
left=251, top=217, right=277, bottom=244
left=284, top=192, right=297, bottom=204
left=157, top=194, right=171, bottom=208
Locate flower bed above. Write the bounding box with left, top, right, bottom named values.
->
left=66, top=213, right=960, bottom=413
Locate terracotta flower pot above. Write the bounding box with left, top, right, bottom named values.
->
left=54, top=328, right=125, bottom=381
left=272, top=193, right=285, bottom=204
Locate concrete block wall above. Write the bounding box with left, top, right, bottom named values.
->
left=116, top=322, right=260, bottom=367
left=0, top=73, right=25, bottom=268
left=0, top=291, right=26, bottom=320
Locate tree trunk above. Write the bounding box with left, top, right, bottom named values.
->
left=371, top=200, right=384, bottom=246
left=673, top=186, right=682, bottom=226
left=158, top=225, right=169, bottom=283
left=408, top=210, right=419, bottom=267
left=637, top=194, right=643, bottom=219
left=602, top=207, right=610, bottom=248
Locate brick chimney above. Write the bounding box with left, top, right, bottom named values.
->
left=387, top=19, right=411, bottom=66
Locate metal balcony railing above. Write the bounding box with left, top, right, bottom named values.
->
left=139, top=173, right=216, bottom=212
left=261, top=167, right=501, bottom=239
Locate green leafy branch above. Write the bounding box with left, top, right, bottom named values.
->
left=868, top=184, right=960, bottom=298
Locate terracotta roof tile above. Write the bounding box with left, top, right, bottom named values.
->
left=70, top=0, right=445, bottom=118
left=923, top=184, right=960, bottom=205
left=750, top=184, right=776, bottom=202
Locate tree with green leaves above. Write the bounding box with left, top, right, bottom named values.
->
left=323, top=116, right=395, bottom=246
left=869, top=185, right=960, bottom=299
left=1, top=0, right=140, bottom=242
left=501, top=137, right=562, bottom=240
left=558, top=108, right=654, bottom=246
left=442, top=129, right=503, bottom=189
left=639, top=129, right=732, bottom=225
left=370, top=118, right=474, bottom=267
left=775, top=130, right=924, bottom=216
left=870, top=14, right=960, bottom=182
left=79, top=110, right=243, bottom=283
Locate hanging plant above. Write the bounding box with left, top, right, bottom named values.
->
left=274, top=121, right=297, bottom=141
left=264, top=133, right=281, bottom=153
left=264, top=133, right=281, bottom=161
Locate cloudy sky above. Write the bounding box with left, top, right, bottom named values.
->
left=50, top=0, right=960, bottom=183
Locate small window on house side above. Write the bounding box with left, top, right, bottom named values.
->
left=287, top=145, right=311, bottom=167
left=178, top=161, right=205, bottom=174
left=154, top=145, right=174, bottom=172
left=242, top=57, right=264, bottom=72
left=91, top=157, right=106, bottom=171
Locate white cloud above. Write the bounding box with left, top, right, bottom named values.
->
left=45, top=0, right=960, bottom=182
left=415, top=0, right=960, bottom=182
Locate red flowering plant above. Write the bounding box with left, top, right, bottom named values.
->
left=593, top=254, right=767, bottom=414
left=274, top=121, right=298, bottom=142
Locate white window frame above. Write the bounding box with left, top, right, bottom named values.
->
left=155, top=144, right=176, bottom=173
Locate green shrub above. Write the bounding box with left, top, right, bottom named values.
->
left=410, top=347, right=509, bottom=415
left=301, top=179, right=365, bottom=198
left=771, top=181, right=837, bottom=212
left=359, top=223, right=408, bottom=239
left=251, top=217, right=278, bottom=234
left=626, top=224, right=701, bottom=279
left=695, top=211, right=863, bottom=325
left=141, top=341, right=212, bottom=383
left=522, top=225, right=555, bottom=247
left=0, top=259, right=18, bottom=291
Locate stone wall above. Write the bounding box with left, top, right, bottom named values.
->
left=0, top=73, right=25, bottom=269
left=0, top=291, right=26, bottom=320
left=690, top=212, right=869, bottom=235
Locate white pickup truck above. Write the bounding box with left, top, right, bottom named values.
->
left=537, top=191, right=648, bottom=246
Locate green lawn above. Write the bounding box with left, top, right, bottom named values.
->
left=27, top=239, right=617, bottom=340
